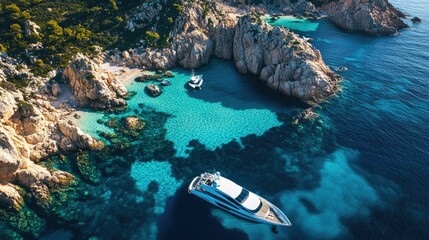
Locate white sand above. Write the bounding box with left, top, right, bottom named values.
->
left=100, top=62, right=149, bottom=87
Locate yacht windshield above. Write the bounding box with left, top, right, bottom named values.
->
left=235, top=188, right=250, bottom=203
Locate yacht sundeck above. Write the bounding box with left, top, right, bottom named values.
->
left=188, top=172, right=292, bottom=227
left=188, top=69, right=203, bottom=89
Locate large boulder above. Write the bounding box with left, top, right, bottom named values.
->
left=0, top=184, right=24, bottom=210
left=0, top=89, right=17, bottom=121
left=64, top=53, right=128, bottom=109
left=58, top=121, right=104, bottom=151
left=145, top=84, right=162, bottom=97
left=125, top=116, right=146, bottom=131
left=0, top=128, right=23, bottom=182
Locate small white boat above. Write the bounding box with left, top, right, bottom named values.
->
left=188, top=69, right=203, bottom=89
left=188, top=172, right=292, bottom=227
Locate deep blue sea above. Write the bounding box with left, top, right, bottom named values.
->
left=13, top=0, right=428, bottom=239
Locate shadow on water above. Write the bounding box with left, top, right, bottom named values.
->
left=183, top=59, right=307, bottom=112
left=157, top=184, right=249, bottom=240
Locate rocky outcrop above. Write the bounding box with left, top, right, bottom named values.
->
left=64, top=53, right=128, bottom=109
left=124, top=116, right=146, bottom=131
left=117, top=1, right=339, bottom=102
left=411, top=17, right=421, bottom=23
left=0, top=184, right=24, bottom=210
left=51, top=83, right=61, bottom=97
left=323, top=0, right=407, bottom=35
left=0, top=124, right=74, bottom=207
left=233, top=15, right=339, bottom=101
left=222, top=0, right=407, bottom=35
left=0, top=54, right=102, bottom=210
left=58, top=121, right=104, bottom=151
left=145, top=84, right=162, bottom=97
left=174, top=30, right=214, bottom=69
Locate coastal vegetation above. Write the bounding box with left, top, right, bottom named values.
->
left=0, top=0, right=187, bottom=84
left=0, top=0, right=144, bottom=77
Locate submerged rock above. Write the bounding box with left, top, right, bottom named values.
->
left=76, top=151, right=101, bottom=184
left=124, top=116, right=146, bottom=131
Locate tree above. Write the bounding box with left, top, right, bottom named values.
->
left=75, top=25, right=92, bottom=42
left=145, top=31, right=160, bottom=47
left=109, top=0, right=119, bottom=11
left=64, top=28, right=75, bottom=37
left=46, top=20, right=63, bottom=36
left=20, top=11, right=30, bottom=21
left=10, top=24, right=22, bottom=39
left=0, top=44, right=6, bottom=52
left=5, top=4, right=21, bottom=20
left=5, top=4, right=20, bottom=14
left=10, top=24, right=21, bottom=32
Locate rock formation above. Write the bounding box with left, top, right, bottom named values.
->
left=222, top=0, right=407, bottom=35
left=233, top=15, right=339, bottom=101
left=117, top=1, right=339, bottom=102
left=145, top=84, right=162, bottom=97
left=64, top=53, right=128, bottom=109
left=0, top=184, right=23, bottom=211
left=124, top=116, right=146, bottom=131
left=0, top=55, right=102, bottom=210
left=0, top=0, right=409, bottom=213
left=411, top=17, right=421, bottom=23
left=322, top=0, right=408, bottom=35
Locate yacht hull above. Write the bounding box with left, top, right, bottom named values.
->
left=188, top=174, right=292, bottom=227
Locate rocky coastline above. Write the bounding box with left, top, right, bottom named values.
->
left=323, top=0, right=408, bottom=35
left=222, top=0, right=408, bottom=35
left=0, top=53, right=107, bottom=210
left=0, top=0, right=408, bottom=218
left=115, top=0, right=340, bottom=102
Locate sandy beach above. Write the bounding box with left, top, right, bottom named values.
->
left=100, top=62, right=148, bottom=87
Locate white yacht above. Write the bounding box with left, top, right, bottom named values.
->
left=188, top=172, right=292, bottom=227
left=188, top=69, right=203, bottom=89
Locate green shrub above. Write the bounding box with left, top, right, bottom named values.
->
left=145, top=31, right=160, bottom=47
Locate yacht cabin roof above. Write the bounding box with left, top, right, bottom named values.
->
left=216, top=176, right=261, bottom=211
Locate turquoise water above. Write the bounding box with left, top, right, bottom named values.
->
left=9, top=0, right=429, bottom=239
left=126, top=64, right=288, bottom=156
left=262, top=15, right=320, bottom=32
left=76, top=60, right=295, bottom=156
left=130, top=161, right=183, bottom=214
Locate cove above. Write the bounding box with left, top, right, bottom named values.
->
left=76, top=59, right=303, bottom=156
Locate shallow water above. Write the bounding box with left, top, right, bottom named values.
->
left=262, top=15, right=320, bottom=32
left=3, top=0, right=429, bottom=239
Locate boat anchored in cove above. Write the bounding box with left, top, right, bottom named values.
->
left=188, top=172, right=292, bottom=227
left=188, top=69, right=203, bottom=89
